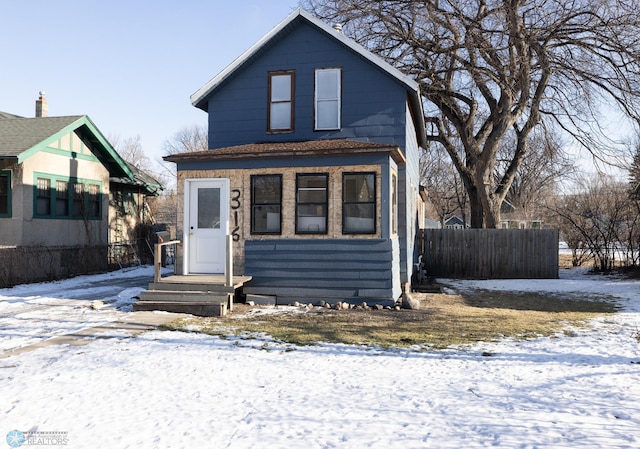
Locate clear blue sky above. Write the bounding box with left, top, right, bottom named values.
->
left=0, top=0, right=300, bottom=164
left=1, top=1, right=631, bottom=182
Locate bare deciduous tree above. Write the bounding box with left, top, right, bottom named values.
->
left=549, top=174, right=639, bottom=270
left=305, top=0, right=640, bottom=227
left=420, top=144, right=468, bottom=227
left=162, top=124, right=208, bottom=156
left=498, top=128, right=575, bottom=223
left=109, top=134, right=152, bottom=171
left=153, top=124, right=209, bottom=233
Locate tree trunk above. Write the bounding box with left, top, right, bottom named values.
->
left=468, top=187, right=484, bottom=228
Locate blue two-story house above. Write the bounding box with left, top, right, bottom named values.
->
left=165, top=8, right=426, bottom=305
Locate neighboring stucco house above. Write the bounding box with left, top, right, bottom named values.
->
left=165, top=9, right=427, bottom=305
left=0, top=94, right=162, bottom=286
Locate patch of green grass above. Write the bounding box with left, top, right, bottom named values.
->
left=160, top=290, right=618, bottom=349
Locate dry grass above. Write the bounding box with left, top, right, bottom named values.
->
left=558, top=253, right=575, bottom=269
left=162, top=289, right=618, bottom=349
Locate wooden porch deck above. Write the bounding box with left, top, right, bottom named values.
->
left=154, top=275, right=252, bottom=290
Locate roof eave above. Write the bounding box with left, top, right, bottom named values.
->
left=164, top=146, right=406, bottom=165
left=74, top=116, right=134, bottom=179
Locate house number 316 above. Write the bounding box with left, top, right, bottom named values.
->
left=230, top=189, right=241, bottom=241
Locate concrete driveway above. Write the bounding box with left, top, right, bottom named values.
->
left=0, top=268, right=182, bottom=360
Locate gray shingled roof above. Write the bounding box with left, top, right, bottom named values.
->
left=0, top=113, right=162, bottom=195
left=110, top=160, right=164, bottom=195
left=164, top=139, right=406, bottom=164
left=0, top=111, right=23, bottom=120
left=0, top=115, right=83, bottom=157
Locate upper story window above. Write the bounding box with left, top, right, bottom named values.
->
left=296, top=174, right=328, bottom=234
left=0, top=171, right=11, bottom=217
left=343, top=173, right=376, bottom=234
left=315, top=68, right=341, bottom=130
left=268, top=70, right=295, bottom=132
left=251, top=174, right=282, bottom=234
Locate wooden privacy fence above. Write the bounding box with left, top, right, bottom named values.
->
left=418, top=229, right=559, bottom=279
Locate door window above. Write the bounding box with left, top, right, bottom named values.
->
left=197, top=188, right=221, bottom=229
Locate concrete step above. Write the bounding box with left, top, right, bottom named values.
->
left=133, top=300, right=227, bottom=317
left=147, top=282, right=236, bottom=294
left=139, top=290, right=230, bottom=303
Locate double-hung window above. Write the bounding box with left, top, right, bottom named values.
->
left=72, top=183, right=85, bottom=218
left=0, top=171, right=10, bottom=217
left=251, top=175, right=282, bottom=234
left=88, top=184, right=101, bottom=219
left=55, top=180, right=69, bottom=217
left=343, top=173, right=376, bottom=234
left=296, top=174, right=328, bottom=234
left=268, top=71, right=295, bottom=132
left=34, top=174, right=102, bottom=219
left=315, top=68, right=341, bottom=130
left=36, top=178, right=51, bottom=216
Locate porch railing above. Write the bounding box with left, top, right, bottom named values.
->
left=154, top=240, right=181, bottom=283
left=153, top=235, right=234, bottom=287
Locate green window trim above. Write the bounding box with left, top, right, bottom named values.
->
left=32, top=172, right=103, bottom=220
left=0, top=170, right=11, bottom=218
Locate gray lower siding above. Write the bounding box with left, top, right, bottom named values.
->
left=243, top=238, right=400, bottom=305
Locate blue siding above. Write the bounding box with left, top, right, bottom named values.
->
left=206, top=23, right=409, bottom=150
left=191, top=13, right=426, bottom=298
left=243, top=239, right=398, bottom=305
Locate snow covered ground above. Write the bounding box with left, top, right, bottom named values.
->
left=1, top=266, right=639, bottom=448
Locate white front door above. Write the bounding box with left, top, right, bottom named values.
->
left=185, top=179, right=229, bottom=274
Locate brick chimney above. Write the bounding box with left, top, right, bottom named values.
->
left=35, top=91, right=48, bottom=117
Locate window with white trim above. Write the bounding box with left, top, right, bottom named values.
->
left=314, top=68, right=341, bottom=130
